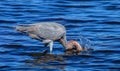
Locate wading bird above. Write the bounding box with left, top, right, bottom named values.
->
left=16, top=22, right=83, bottom=54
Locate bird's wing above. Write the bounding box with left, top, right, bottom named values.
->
left=36, top=24, right=65, bottom=40
left=26, top=22, right=66, bottom=40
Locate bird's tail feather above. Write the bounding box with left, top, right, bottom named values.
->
left=16, top=25, right=30, bottom=33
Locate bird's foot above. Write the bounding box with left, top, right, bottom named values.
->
left=42, top=50, right=48, bottom=55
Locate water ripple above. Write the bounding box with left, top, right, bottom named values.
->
left=0, top=0, right=120, bottom=71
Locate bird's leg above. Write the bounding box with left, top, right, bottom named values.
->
left=44, top=43, right=49, bottom=47
left=43, top=40, right=53, bottom=54
left=42, top=43, right=49, bottom=54
left=49, top=41, right=53, bottom=54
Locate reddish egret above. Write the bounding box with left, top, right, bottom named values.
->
left=16, top=22, right=83, bottom=53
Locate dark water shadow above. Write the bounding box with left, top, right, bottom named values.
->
left=25, top=52, right=66, bottom=70
left=24, top=48, right=94, bottom=70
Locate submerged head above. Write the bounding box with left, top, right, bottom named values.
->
left=65, top=40, right=83, bottom=52
left=65, top=40, right=83, bottom=54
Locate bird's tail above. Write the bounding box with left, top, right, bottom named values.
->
left=16, top=25, right=30, bottom=33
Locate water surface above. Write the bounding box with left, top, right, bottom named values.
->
left=0, top=0, right=120, bottom=71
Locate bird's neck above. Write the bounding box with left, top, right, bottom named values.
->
left=59, top=39, right=83, bottom=51
left=59, top=38, right=68, bottom=48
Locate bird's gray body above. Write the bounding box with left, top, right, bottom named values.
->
left=35, top=22, right=66, bottom=40
left=16, top=22, right=67, bottom=53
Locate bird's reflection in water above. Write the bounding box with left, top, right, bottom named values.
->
left=25, top=53, right=65, bottom=70
left=25, top=49, right=81, bottom=70
left=25, top=48, right=93, bottom=70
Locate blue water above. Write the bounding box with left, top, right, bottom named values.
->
left=0, top=0, right=120, bottom=71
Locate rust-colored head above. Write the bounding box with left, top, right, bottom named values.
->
left=59, top=38, right=83, bottom=54
left=64, top=40, right=83, bottom=55
left=66, top=40, right=83, bottom=52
